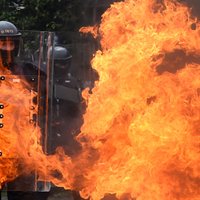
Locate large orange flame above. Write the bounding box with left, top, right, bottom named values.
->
left=78, top=0, right=200, bottom=199
left=0, top=0, right=200, bottom=200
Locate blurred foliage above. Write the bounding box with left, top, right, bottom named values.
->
left=0, top=0, right=102, bottom=31
left=0, top=0, right=200, bottom=32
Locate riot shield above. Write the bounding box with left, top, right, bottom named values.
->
left=0, top=29, right=99, bottom=192
left=0, top=30, right=54, bottom=192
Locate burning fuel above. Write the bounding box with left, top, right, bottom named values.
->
left=1, top=0, right=200, bottom=200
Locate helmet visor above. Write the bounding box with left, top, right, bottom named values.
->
left=0, top=36, right=20, bottom=51
left=54, top=60, right=71, bottom=78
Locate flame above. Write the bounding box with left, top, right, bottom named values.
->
left=0, top=0, right=200, bottom=200
left=0, top=53, right=73, bottom=188
left=79, top=25, right=99, bottom=38
left=77, top=0, right=200, bottom=199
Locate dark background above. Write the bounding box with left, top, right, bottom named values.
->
left=0, top=0, right=200, bottom=32
left=0, top=0, right=120, bottom=31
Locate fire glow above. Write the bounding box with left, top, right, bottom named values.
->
left=1, top=0, right=200, bottom=200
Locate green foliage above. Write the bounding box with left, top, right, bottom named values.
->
left=0, top=0, right=87, bottom=31
left=0, top=0, right=114, bottom=32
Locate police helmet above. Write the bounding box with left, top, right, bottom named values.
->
left=0, top=21, right=21, bottom=37
left=49, top=46, right=72, bottom=61
left=49, top=46, right=72, bottom=79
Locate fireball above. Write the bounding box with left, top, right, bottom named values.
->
left=78, top=0, right=200, bottom=199
left=0, top=0, right=200, bottom=200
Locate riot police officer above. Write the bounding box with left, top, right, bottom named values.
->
left=45, top=44, right=84, bottom=200
left=0, top=21, right=23, bottom=197
left=0, top=20, right=49, bottom=200
left=48, top=45, right=83, bottom=155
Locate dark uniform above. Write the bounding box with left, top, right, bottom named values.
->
left=48, top=45, right=83, bottom=156
left=0, top=20, right=49, bottom=200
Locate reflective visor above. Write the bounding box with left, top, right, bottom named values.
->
left=0, top=36, right=20, bottom=51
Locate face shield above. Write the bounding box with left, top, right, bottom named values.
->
left=49, top=46, right=72, bottom=79
left=54, top=57, right=72, bottom=79
left=0, top=38, right=15, bottom=51
left=0, top=36, right=21, bottom=71
left=0, top=36, right=20, bottom=54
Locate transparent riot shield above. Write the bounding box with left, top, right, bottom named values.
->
left=0, top=29, right=99, bottom=192
left=0, top=30, right=54, bottom=192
